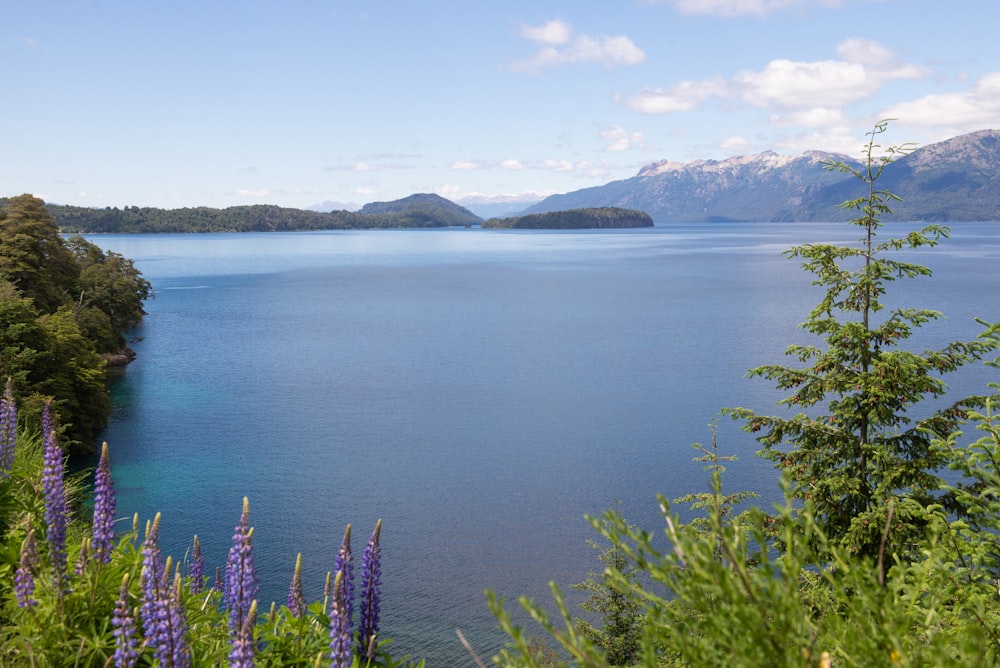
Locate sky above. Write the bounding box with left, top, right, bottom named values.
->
left=3, top=0, right=998, bottom=211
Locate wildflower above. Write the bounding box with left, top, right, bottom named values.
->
left=288, top=553, right=306, bottom=617
left=229, top=599, right=258, bottom=668
left=0, top=378, right=15, bottom=479
left=189, top=535, right=204, bottom=594
left=15, top=527, right=39, bottom=608
left=334, top=524, right=353, bottom=624
left=225, top=497, right=258, bottom=634
left=41, top=402, right=68, bottom=586
left=140, top=514, right=190, bottom=666
left=92, top=441, right=117, bottom=562
left=112, top=573, right=139, bottom=668
left=140, top=515, right=165, bottom=622
left=358, top=519, right=382, bottom=657
left=329, top=571, right=352, bottom=668
left=165, top=567, right=192, bottom=668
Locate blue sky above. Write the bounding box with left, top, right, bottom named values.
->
left=3, top=0, right=998, bottom=210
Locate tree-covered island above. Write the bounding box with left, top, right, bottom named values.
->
left=482, top=207, right=654, bottom=229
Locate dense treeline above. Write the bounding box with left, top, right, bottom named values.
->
left=0, top=192, right=483, bottom=234
left=0, top=194, right=151, bottom=453
left=482, top=207, right=654, bottom=229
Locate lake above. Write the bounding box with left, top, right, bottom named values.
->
left=85, top=222, right=1000, bottom=665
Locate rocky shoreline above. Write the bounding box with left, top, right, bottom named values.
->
left=103, top=347, right=137, bottom=367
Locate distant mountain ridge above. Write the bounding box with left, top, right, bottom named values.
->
left=525, top=129, right=1000, bottom=222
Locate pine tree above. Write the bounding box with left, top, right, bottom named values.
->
left=725, top=120, right=996, bottom=560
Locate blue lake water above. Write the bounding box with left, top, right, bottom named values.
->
left=85, top=222, right=1000, bottom=665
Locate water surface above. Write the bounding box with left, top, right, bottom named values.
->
left=89, top=223, right=1000, bottom=664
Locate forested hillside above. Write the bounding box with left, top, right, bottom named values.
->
left=0, top=195, right=151, bottom=453
left=0, top=192, right=484, bottom=233
left=482, top=207, right=653, bottom=229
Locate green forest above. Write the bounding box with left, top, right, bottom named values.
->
left=0, top=192, right=483, bottom=234
left=482, top=207, right=654, bottom=229
left=0, top=194, right=151, bottom=454
left=2, top=123, right=1000, bottom=666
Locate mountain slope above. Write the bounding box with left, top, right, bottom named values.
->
left=525, top=129, right=1000, bottom=223
left=358, top=193, right=482, bottom=227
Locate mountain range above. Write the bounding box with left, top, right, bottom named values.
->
left=524, top=129, right=1000, bottom=223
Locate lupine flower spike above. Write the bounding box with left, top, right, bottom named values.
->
left=166, top=568, right=192, bottom=667
left=358, top=519, right=382, bottom=658
left=230, top=599, right=258, bottom=668
left=0, top=378, right=16, bottom=479
left=15, top=527, right=39, bottom=608
left=92, top=441, right=117, bottom=562
left=328, top=570, right=352, bottom=668
left=41, top=402, right=68, bottom=587
left=112, top=573, right=139, bottom=668
left=225, top=497, right=259, bottom=634
left=189, top=535, right=204, bottom=594
left=288, top=553, right=306, bottom=617
left=334, top=524, right=353, bottom=624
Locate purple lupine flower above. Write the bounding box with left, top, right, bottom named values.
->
left=165, top=567, right=192, bottom=668
left=229, top=599, right=258, bottom=668
left=358, top=519, right=382, bottom=657
left=215, top=566, right=223, bottom=593
left=15, top=528, right=39, bottom=608
left=143, top=554, right=191, bottom=668
left=140, top=514, right=176, bottom=666
left=0, top=378, right=16, bottom=479
left=91, top=441, right=117, bottom=563
left=189, top=535, right=204, bottom=594
left=333, top=524, right=353, bottom=624
left=287, top=553, right=306, bottom=618
left=328, top=571, right=352, bottom=668
left=41, top=402, right=68, bottom=586
left=112, top=573, right=139, bottom=668
left=225, top=497, right=258, bottom=634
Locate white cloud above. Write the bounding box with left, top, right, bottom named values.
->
left=649, top=0, right=856, bottom=18
left=879, top=72, right=1000, bottom=130
left=450, top=160, right=485, bottom=171
left=720, top=135, right=753, bottom=152
left=624, top=79, right=728, bottom=114
left=520, top=19, right=572, bottom=45
left=500, top=159, right=526, bottom=170
left=601, top=125, right=647, bottom=152
left=738, top=58, right=872, bottom=108
left=513, top=20, right=645, bottom=71
left=235, top=189, right=270, bottom=198
left=770, top=108, right=848, bottom=128
left=626, top=39, right=923, bottom=115
left=353, top=162, right=375, bottom=172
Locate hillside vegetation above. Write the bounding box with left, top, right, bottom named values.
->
left=482, top=207, right=653, bottom=229
left=0, top=195, right=151, bottom=453
left=0, top=193, right=483, bottom=234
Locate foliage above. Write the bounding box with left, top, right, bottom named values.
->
left=0, top=397, right=422, bottom=667
left=1, top=195, right=152, bottom=452
left=482, top=208, right=653, bottom=230
left=489, top=122, right=1000, bottom=666
left=0, top=193, right=484, bottom=234
left=724, top=120, right=993, bottom=559
left=570, top=506, right=643, bottom=666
